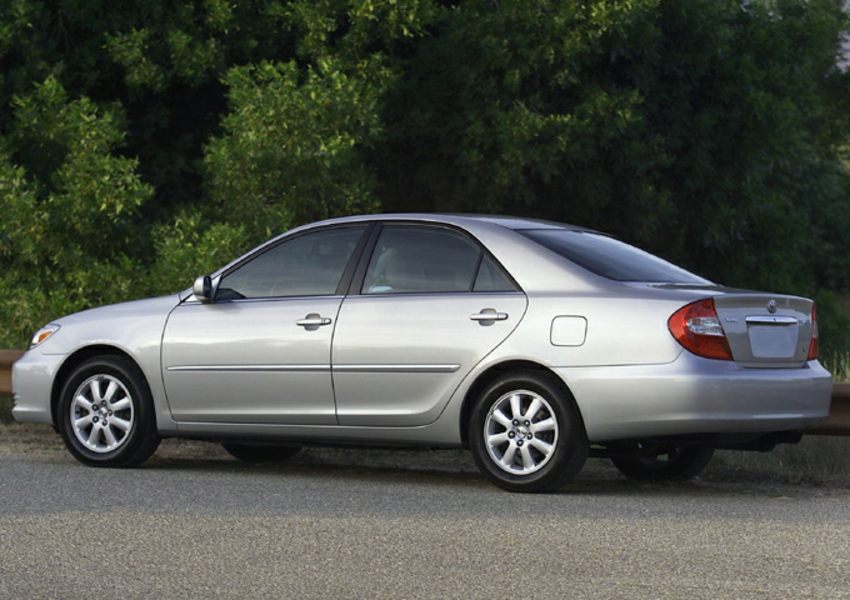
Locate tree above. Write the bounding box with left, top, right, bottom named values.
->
left=203, top=58, right=389, bottom=240
left=0, top=77, right=152, bottom=346
left=377, top=0, right=850, bottom=347
left=1, top=0, right=849, bottom=352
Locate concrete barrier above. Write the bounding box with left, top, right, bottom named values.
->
left=0, top=350, right=23, bottom=395
left=809, top=383, right=850, bottom=436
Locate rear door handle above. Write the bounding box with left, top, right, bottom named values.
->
left=296, top=313, right=332, bottom=329
left=470, top=309, right=508, bottom=323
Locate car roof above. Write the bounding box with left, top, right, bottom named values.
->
left=306, top=212, right=595, bottom=232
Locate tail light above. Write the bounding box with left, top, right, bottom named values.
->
left=668, top=298, right=733, bottom=361
left=807, top=303, right=819, bottom=360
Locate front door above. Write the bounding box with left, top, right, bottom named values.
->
left=332, top=224, right=528, bottom=427
left=162, top=225, right=368, bottom=424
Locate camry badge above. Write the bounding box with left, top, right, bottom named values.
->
left=767, top=300, right=778, bottom=314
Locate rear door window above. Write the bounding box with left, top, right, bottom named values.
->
left=362, top=226, right=517, bottom=294
left=473, top=255, right=517, bottom=292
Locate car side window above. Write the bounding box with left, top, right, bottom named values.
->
left=362, top=226, right=513, bottom=294
left=473, top=255, right=517, bottom=292
left=218, top=226, right=366, bottom=299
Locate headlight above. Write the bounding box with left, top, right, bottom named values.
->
left=30, top=324, right=60, bottom=348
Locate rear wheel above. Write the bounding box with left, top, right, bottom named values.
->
left=58, top=355, right=160, bottom=467
left=469, top=370, right=588, bottom=493
left=611, top=445, right=714, bottom=482
left=222, top=443, right=302, bottom=463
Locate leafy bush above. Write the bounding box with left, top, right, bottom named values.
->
left=825, top=352, right=850, bottom=383
left=203, top=59, right=388, bottom=240
left=0, top=0, right=848, bottom=354
left=0, top=78, right=153, bottom=346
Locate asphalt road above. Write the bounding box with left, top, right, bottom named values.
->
left=1, top=425, right=849, bottom=599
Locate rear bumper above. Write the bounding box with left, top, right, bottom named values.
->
left=11, top=350, right=64, bottom=426
left=556, top=354, right=833, bottom=442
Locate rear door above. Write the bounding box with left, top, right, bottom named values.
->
left=332, top=223, right=527, bottom=426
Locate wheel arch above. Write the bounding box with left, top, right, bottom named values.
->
left=459, top=359, right=586, bottom=447
left=50, top=344, right=150, bottom=428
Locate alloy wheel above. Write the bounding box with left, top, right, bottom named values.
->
left=483, top=389, right=559, bottom=475
left=70, top=374, right=135, bottom=453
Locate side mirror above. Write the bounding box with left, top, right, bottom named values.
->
left=193, top=275, right=215, bottom=302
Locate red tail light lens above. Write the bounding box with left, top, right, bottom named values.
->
left=807, top=303, right=819, bottom=360
left=668, top=298, right=733, bottom=360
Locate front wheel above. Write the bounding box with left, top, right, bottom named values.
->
left=611, top=446, right=714, bottom=482
left=469, top=370, right=588, bottom=493
left=58, top=355, right=160, bottom=468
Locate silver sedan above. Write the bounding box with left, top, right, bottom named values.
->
left=12, top=214, right=833, bottom=492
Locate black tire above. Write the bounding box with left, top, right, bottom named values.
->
left=611, top=446, right=714, bottom=482
left=469, top=370, right=588, bottom=493
left=222, top=443, right=302, bottom=463
left=58, top=355, right=160, bottom=468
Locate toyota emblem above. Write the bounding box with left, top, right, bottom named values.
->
left=767, top=300, right=778, bottom=314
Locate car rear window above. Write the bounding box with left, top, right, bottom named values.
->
left=519, top=229, right=709, bottom=284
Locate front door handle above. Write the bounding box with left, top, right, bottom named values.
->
left=296, top=313, right=332, bottom=330
left=470, top=309, right=509, bottom=324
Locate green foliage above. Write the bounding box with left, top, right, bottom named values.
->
left=378, top=0, right=850, bottom=351
left=381, top=0, right=850, bottom=292
left=203, top=58, right=388, bottom=239
left=0, top=0, right=849, bottom=354
left=11, top=78, right=151, bottom=249
left=824, top=352, right=850, bottom=382
left=0, top=77, right=154, bottom=347
left=146, top=214, right=249, bottom=296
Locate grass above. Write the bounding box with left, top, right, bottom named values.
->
left=824, top=351, right=850, bottom=383
left=0, top=394, right=12, bottom=424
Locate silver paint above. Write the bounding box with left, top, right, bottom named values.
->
left=11, top=213, right=833, bottom=447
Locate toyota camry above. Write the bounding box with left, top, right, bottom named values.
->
left=12, top=214, right=833, bottom=492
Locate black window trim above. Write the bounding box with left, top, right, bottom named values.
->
left=205, top=222, right=375, bottom=303
left=346, top=220, right=523, bottom=297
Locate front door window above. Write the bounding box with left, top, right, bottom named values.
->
left=219, top=226, right=366, bottom=299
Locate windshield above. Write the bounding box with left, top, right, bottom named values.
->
left=519, top=229, right=710, bottom=284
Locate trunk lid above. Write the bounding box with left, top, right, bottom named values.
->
left=623, top=283, right=815, bottom=368
left=712, top=293, right=814, bottom=367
